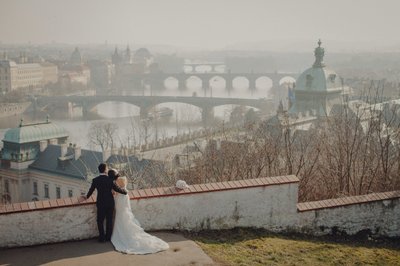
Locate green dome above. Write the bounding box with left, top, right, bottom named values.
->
left=295, top=66, right=342, bottom=92
left=295, top=40, right=342, bottom=92
left=3, top=121, right=69, bottom=144
left=289, top=40, right=345, bottom=117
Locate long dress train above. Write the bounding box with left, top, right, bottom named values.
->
left=111, top=178, right=169, bottom=254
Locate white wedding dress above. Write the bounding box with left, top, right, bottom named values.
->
left=111, top=177, right=169, bottom=254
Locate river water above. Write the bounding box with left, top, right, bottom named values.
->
left=0, top=71, right=286, bottom=150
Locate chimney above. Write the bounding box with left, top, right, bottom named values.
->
left=39, top=140, right=48, bottom=152
left=102, top=149, right=110, bottom=162
left=60, top=143, right=68, bottom=157
left=74, top=146, right=81, bottom=160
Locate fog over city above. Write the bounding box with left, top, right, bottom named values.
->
left=1, top=0, right=400, bottom=51
left=1, top=2, right=400, bottom=262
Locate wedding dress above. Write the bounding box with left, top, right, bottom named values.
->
left=111, top=177, right=169, bottom=254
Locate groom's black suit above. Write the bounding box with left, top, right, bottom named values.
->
left=86, top=174, right=127, bottom=241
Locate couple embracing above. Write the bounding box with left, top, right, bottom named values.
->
left=80, top=163, right=169, bottom=255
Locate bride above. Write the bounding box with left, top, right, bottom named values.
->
left=108, top=169, right=169, bottom=254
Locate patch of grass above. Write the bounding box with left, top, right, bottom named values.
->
left=186, top=228, right=400, bottom=266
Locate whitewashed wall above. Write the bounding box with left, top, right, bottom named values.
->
left=0, top=205, right=98, bottom=247
left=132, top=183, right=299, bottom=231
left=0, top=180, right=399, bottom=248
left=0, top=182, right=298, bottom=248
left=296, top=199, right=400, bottom=238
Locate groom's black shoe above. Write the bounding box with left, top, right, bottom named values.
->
left=105, top=237, right=111, bottom=242
left=98, top=237, right=106, bottom=243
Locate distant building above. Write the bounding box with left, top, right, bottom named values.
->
left=0, top=119, right=71, bottom=203
left=0, top=59, right=58, bottom=94
left=263, top=40, right=351, bottom=133
left=59, top=66, right=91, bottom=87
left=123, top=45, right=132, bottom=64
left=87, top=60, right=114, bottom=90
left=40, top=62, right=58, bottom=84
left=288, top=39, right=349, bottom=117
left=132, top=48, right=154, bottom=71
left=112, top=47, right=156, bottom=90
left=69, top=47, right=83, bottom=65
left=112, top=47, right=122, bottom=65
left=0, top=119, right=163, bottom=204
left=59, top=47, right=91, bottom=88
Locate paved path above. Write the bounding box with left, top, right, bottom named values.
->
left=0, top=232, right=215, bottom=266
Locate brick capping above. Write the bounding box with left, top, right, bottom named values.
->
left=0, top=175, right=299, bottom=215
left=297, top=190, right=400, bottom=212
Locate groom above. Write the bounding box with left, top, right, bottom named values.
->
left=80, top=163, right=127, bottom=242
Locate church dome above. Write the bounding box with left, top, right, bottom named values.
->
left=134, top=48, right=152, bottom=60
left=295, top=40, right=342, bottom=92
left=69, top=47, right=82, bottom=65
left=289, top=40, right=345, bottom=117
left=3, top=120, right=69, bottom=144
left=296, top=67, right=342, bottom=92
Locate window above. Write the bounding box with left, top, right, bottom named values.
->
left=68, top=189, right=73, bottom=197
left=33, top=181, right=38, bottom=195
left=56, top=187, right=61, bottom=199
left=4, top=180, right=9, bottom=194
left=328, top=74, right=336, bottom=83
left=44, top=184, right=49, bottom=198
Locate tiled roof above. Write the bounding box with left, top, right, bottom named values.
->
left=297, top=190, right=400, bottom=212
left=29, top=145, right=152, bottom=181
left=29, top=145, right=102, bottom=180
left=0, top=175, right=299, bottom=214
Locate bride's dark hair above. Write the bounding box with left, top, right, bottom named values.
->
left=108, top=169, right=120, bottom=180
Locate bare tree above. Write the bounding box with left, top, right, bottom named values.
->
left=87, top=121, right=118, bottom=151
left=179, top=82, right=400, bottom=202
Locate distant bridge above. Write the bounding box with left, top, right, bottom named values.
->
left=116, top=72, right=298, bottom=92
left=37, top=95, right=273, bottom=123
left=183, top=62, right=225, bottom=72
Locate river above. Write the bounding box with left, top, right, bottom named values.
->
left=0, top=73, right=279, bottom=151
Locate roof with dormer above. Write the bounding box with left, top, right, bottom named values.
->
left=29, top=145, right=151, bottom=180
left=295, top=67, right=342, bottom=92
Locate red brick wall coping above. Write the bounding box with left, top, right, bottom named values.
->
left=297, top=190, right=400, bottom=212
left=0, top=175, right=299, bottom=215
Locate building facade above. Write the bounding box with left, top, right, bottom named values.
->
left=0, top=59, right=58, bottom=94
left=59, top=47, right=91, bottom=88
left=0, top=119, right=72, bottom=203
left=0, top=119, right=159, bottom=204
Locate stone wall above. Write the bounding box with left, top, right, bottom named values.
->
left=0, top=175, right=399, bottom=248
left=0, top=204, right=97, bottom=247
left=296, top=192, right=400, bottom=238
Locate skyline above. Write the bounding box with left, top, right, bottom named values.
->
left=1, top=0, right=400, bottom=52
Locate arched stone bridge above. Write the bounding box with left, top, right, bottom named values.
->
left=183, top=62, right=225, bottom=73
left=125, top=72, right=298, bottom=91
left=38, top=95, right=273, bottom=123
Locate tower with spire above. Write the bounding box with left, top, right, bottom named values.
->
left=112, top=47, right=122, bottom=65
left=124, top=44, right=132, bottom=64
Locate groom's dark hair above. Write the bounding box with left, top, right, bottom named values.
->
left=98, top=163, right=107, bottom=173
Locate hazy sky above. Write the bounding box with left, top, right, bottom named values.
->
left=1, top=0, right=400, bottom=50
